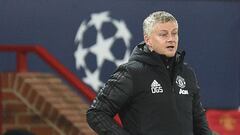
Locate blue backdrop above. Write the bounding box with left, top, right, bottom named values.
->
left=0, top=0, right=239, bottom=109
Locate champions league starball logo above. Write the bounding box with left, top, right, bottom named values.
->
left=74, top=11, right=132, bottom=91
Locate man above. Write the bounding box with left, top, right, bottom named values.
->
left=87, top=11, right=212, bottom=135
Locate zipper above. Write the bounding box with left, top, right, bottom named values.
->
left=165, top=64, right=177, bottom=93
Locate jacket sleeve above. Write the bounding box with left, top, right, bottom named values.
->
left=191, top=71, right=212, bottom=135
left=86, top=65, right=133, bottom=135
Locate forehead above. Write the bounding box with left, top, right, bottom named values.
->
left=153, top=21, right=178, bottom=31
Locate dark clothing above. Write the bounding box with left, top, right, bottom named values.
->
left=87, top=42, right=212, bottom=135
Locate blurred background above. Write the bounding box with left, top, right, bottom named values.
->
left=0, top=0, right=239, bottom=135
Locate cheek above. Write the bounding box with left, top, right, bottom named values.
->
left=176, top=36, right=179, bottom=42
left=154, top=37, right=165, bottom=44
left=153, top=42, right=165, bottom=51
left=154, top=38, right=165, bottom=45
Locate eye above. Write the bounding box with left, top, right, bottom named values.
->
left=159, top=33, right=167, bottom=37
left=171, top=32, right=178, bottom=36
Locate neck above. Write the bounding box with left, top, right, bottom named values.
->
left=160, top=54, right=175, bottom=66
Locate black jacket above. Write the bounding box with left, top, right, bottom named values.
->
left=87, top=42, right=212, bottom=135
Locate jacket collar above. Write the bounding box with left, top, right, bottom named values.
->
left=129, top=41, right=185, bottom=67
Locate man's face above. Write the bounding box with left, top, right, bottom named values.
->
left=144, top=21, right=179, bottom=57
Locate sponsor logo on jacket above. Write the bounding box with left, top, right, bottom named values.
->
left=179, top=89, right=189, bottom=95
left=151, top=80, right=163, bottom=94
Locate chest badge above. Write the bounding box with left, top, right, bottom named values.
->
left=176, top=75, right=189, bottom=95
left=151, top=80, right=163, bottom=94
left=176, top=75, right=186, bottom=88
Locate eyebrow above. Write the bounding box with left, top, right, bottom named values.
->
left=159, top=30, right=168, bottom=33
left=159, top=28, right=178, bottom=33
left=172, top=28, right=178, bottom=31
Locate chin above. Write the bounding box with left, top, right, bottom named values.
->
left=165, top=53, right=176, bottom=58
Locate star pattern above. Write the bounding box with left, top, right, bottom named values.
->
left=74, top=11, right=132, bottom=92
left=75, top=21, right=87, bottom=43
left=90, top=32, right=115, bottom=67
left=83, top=69, right=103, bottom=90
left=113, top=20, right=132, bottom=45
left=89, top=11, right=110, bottom=31
left=74, top=45, right=88, bottom=69
left=115, top=49, right=130, bottom=66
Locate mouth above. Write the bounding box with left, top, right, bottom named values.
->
left=166, top=45, right=175, bottom=49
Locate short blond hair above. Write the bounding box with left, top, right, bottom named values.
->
left=143, top=11, right=178, bottom=36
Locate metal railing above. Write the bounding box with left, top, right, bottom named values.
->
left=0, top=45, right=96, bottom=100
left=0, top=45, right=122, bottom=131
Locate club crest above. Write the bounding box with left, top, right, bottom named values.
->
left=176, top=75, right=186, bottom=88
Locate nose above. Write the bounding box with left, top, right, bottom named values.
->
left=167, top=35, right=175, bottom=43
left=168, top=34, right=176, bottom=41
left=167, top=33, right=177, bottom=43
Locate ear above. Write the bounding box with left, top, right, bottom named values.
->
left=144, top=34, right=150, bottom=45
left=144, top=34, right=153, bottom=51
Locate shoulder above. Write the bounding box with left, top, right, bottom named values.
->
left=182, top=62, right=196, bottom=73
left=181, top=62, right=200, bottom=84
left=181, top=62, right=198, bottom=80
left=118, top=60, right=146, bottom=74
left=112, top=61, right=147, bottom=80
